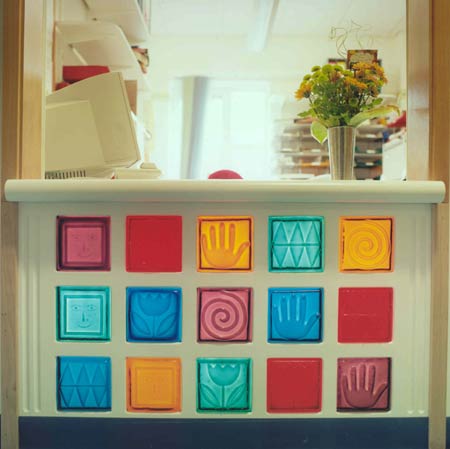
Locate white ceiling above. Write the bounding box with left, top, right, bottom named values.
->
left=150, top=0, right=406, bottom=37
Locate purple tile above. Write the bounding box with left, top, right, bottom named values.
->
left=337, top=358, right=391, bottom=411
left=57, top=216, right=110, bottom=271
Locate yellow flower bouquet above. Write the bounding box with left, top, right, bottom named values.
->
left=295, top=62, right=399, bottom=143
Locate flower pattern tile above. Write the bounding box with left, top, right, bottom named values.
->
left=127, top=358, right=181, bottom=412
left=339, top=217, right=393, bottom=272
left=198, top=288, right=252, bottom=342
left=57, top=356, right=111, bottom=411
left=57, top=216, right=110, bottom=271
left=57, top=286, right=110, bottom=341
left=127, top=287, right=182, bottom=342
left=197, top=358, right=251, bottom=412
left=267, top=358, right=322, bottom=413
left=337, top=358, right=391, bottom=411
left=269, top=216, right=324, bottom=272
left=197, top=217, right=253, bottom=272
left=268, top=288, right=322, bottom=342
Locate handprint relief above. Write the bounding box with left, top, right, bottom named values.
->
left=338, top=359, right=390, bottom=411
left=199, top=218, right=252, bottom=271
left=273, top=294, right=320, bottom=340
left=269, top=289, right=322, bottom=342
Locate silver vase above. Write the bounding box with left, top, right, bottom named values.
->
left=327, top=126, right=356, bottom=180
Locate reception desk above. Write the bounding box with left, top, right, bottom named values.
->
left=5, top=179, right=446, bottom=449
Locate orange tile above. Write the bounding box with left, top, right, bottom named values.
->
left=339, top=217, right=393, bottom=272
left=197, top=216, right=253, bottom=272
left=127, top=358, right=181, bottom=412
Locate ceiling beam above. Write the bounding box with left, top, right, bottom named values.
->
left=247, top=0, right=279, bottom=52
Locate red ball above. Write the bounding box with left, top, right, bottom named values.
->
left=208, top=169, right=243, bottom=179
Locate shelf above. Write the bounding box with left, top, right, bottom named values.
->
left=56, top=21, right=150, bottom=91
left=84, top=0, right=150, bottom=45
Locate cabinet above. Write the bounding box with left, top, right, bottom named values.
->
left=274, top=120, right=388, bottom=180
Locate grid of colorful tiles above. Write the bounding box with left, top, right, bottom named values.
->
left=55, top=214, right=394, bottom=413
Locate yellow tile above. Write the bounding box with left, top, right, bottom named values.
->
left=197, top=216, right=253, bottom=272
left=340, top=217, right=393, bottom=272
left=127, top=358, right=181, bottom=412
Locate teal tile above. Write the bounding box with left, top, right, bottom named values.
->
left=57, top=356, right=111, bottom=410
left=197, top=358, right=251, bottom=412
left=57, top=286, right=110, bottom=341
left=269, top=216, right=324, bottom=272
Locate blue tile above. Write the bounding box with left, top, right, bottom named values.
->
left=57, top=287, right=110, bottom=341
left=57, top=356, right=111, bottom=411
left=127, top=287, right=182, bottom=342
left=268, top=288, right=322, bottom=342
left=269, top=216, right=324, bottom=272
left=197, top=358, right=251, bottom=412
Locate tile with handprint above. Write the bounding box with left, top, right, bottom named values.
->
left=197, top=358, right=251, bottom=412
left=126, top=287, right=182, bottom=342
left=337, top=358, right=391, bottom=411
left=57, top=286, right=110, bottom=341
left=268, top=288, right=322, bottom=342
left=57, top=216, right=110, bottom=271
left=269, top=216, right=324, bottom=272
left=197, top=216, right=253, bottom=272
left=267, top=358, right=322, bottom=413
left=126, top=357, right=181, bottom=412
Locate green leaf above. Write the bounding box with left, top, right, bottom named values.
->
left=348, top=105, right=401, bottom=127
left=156, top=313, right=178, bottom=338
left=311, top=121, right=328, bottom=143
left=226, top=384, right=247, bottom=408
left=200, top=384, right=221, bottom=408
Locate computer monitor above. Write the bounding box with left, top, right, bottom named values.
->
left=45, top=72, right=141, bottom=178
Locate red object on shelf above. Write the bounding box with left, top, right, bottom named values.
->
left=55, top=81, right=71, bottom=90
left=63, top=65, right=110, bottom=83
left=208, top=169, right=243, bottom=179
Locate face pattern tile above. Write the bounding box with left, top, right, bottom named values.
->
left=267, top=358, right=322, bottom=413
left=269, top=216, right=324, bottom=272
left=57, top=286, right=110, bottom=341
left=126, top=215, right=182, bottom=272
left=127, top=287, right=182, bottom=342
left=198, top=288, right=252, bottom=342
left=127, top=358, right=181, bottom=412
left=197, top=217, right=253, bottom=272
left=57, top=356, right=111, bottom=411
left=338, top=288, right=393, bottom=343
left=337, top=358, right=391, bottom=411
left=268, top=288, right=322, bottom=342
left=197, top=358, right=251, bottom=412
left=57, top=216, right=110, bottom=271
left=339, top=217, right=393, bottom=272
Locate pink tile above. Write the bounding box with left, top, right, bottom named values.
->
left=57, top=216, right=110, bottom=271
left=198, top=288, right=252, bottom=342
left=337, top=358, right=391, bottom=411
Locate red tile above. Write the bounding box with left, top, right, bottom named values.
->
left=337, top=358, right=391, bottom=411
left=338, top=288, right=393, bottom=343
left=267, top=358, right=322, bottom=413
left=126, top=216, right=182, bottom=272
